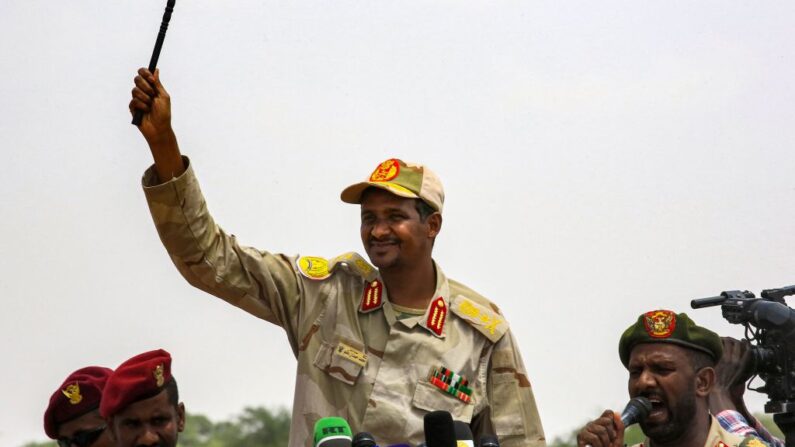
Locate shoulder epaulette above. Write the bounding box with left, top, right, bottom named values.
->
left=450, top=295, right=509, bottom=343
left=329, top=252, right=378, bottom=282
left=296, top=252, right=378, bottom=282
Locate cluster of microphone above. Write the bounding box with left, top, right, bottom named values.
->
left=312, top=411, right=500, bottom=447
left=312, top=397, right=652, bottom=447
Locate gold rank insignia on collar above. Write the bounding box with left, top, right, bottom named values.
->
left=153, top=364, right=165, bottom=387
left=62, top=383, right=83, bottom=405
left=425, top=297, right=447, bottom=336
left=360, top=279, right=384, bottom=313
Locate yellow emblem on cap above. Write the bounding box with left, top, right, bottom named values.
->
left=369, top=159, right=400, bottom=182
left=62, top=383, right=83, bottom=405
left=153, top=364, right=165, bottom=387
left=297, top=256, right=331, bottom=280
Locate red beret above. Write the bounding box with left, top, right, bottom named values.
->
left=100, top=349, right=172, bottom=418
left=44, top=366, right=113, bottom=439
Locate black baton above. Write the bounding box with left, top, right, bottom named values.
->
left=132, top=0, right=177, bottom=126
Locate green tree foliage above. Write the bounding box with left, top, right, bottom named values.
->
left=179, top=406, right=291, bottom=447
left=753, top=412, right=785, bottom=439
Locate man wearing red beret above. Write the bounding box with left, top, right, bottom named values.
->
left=100, top=349, right=185, bottom=447
left=44, top=366, right=114, bottom=447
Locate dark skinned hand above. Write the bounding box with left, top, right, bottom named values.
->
left=576, top=410, right=625, bottom=447
left=709, top=337, right=755, bottom=419
left=128, top=68, right=184, bottom=182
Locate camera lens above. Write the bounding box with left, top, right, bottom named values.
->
left=751, top=346, right=776, bottom=374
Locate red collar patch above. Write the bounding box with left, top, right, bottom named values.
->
left=643, top=310, right=677, bottom=338
left=360, top=280, right=384, bottom=313
left=426, top=297, right=447, bottom=336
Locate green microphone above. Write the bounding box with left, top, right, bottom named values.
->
left=313, top=416, right=353, bottom=447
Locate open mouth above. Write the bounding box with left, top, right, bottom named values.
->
left=645, top=396, right=668, bottom=422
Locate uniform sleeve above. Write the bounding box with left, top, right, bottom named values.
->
left=474, top=329, right=546, bottom=447
left=142, top=157, right=308, bottom=354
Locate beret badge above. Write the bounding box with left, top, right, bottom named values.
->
left=61, top=383, right=83, bottom=405
left=153, top=364, right=165, bottom=387
left=643, top=310, right=676, bottom=338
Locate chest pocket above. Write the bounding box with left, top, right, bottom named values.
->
left=411, top=379, right=474, bottom=423
left=313, top=338, right=366, bottom=386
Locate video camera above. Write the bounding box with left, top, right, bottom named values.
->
left=691, top=285, right=795, bottom=445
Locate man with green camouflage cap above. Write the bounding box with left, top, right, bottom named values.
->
left=128, top=69, right=546, bottom=447
left=576, top=309, right=768, bottom=447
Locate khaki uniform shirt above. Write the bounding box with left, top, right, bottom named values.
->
left=142, top=159, right=546, bottom=447
left=630, top=416, right=768, bottom=447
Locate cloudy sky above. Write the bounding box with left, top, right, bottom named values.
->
left=1, top=1, right=793, bottom=445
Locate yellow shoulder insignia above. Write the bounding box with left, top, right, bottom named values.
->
left=739, top=438, right=769, bottom=447
left=451, top=295, right=509, bottom=343
left=329, top=252, right=377, bottom=282
left=296, top=256, right=332, bottom=280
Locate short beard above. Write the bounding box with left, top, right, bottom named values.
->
left=640, top=384, right=698, bottom=443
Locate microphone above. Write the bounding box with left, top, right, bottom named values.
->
left=352, top=432, right=377, bottom=447
left=620, top=397, right=652, bottom=426
left=132, top=0, right=177, bottom=126
left=479, top=435, right=499, bottom=447
left=453, top=421, right=474, bottom=447
left=313, top=416, right=353, bottom=447
left=424, top=411, right=456, bottom=447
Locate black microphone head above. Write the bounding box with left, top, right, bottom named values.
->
left=621, top=396, right=652, bottom=426
left=478, top=434, right=499, bottom=447
left=424, top=411, right=456, bottom=447
left=453, top=421, right=473, bottom=446
left=352, top=432, right=377, bottom=447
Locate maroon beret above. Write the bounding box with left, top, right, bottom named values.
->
left=44, top=366, right=113, bottom=439
left=100, top=349, right=172, bottom=418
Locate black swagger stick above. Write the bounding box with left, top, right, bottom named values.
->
left=132, top=0, right=177, bottom=126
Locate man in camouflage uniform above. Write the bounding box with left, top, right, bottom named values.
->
left=576, top=310, right=769, bottom=447
left=128, top=68, right=546, bottom=447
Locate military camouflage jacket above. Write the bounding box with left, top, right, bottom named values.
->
left=630, top=416, right=769, bottom=447
left=142, top=159, right=546, bottom=447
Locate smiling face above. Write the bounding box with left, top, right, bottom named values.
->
left=109, top=390, right=184, bottom=447
left=57, top=410, right=113, bottom=447
left=627, top=343, right=714, bottom=443
left=360, top=188, right=440, bottom=270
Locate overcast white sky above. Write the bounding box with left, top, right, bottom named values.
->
left=1, top=1, right=794, bottom=445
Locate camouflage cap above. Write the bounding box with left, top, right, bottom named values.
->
left=340, top=158, right=445, bottom=212
left=618, top=309, right=723, bottom=368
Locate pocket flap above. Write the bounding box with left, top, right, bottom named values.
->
left=411, top=380, right=474, bottom=423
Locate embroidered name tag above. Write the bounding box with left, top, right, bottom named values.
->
left=334, top=341, right=368, bottom=367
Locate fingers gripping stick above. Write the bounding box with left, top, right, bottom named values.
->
left=132, top=0, right=176, bottom=126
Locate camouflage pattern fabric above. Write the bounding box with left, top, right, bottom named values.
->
left=629, top=416, right=769, bottom=447
left=142, top=159, right=546, bottom=447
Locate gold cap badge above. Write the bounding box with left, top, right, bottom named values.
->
left=643, top=310, right=676, bottom=338
left=153, top=364, right=165, bottom=387
left=62, top=383, right=83, bottom=405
